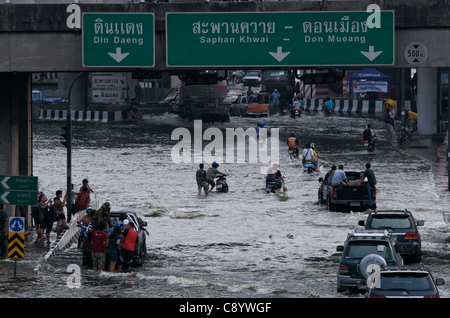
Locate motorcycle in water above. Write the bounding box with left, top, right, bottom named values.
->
left=266, top=180, right=281, bottom=193
left=215, top=174, right=229, bottom=193
left=363, top=137, right=377, bottom=152
left=290, top=108, right=301, bottom=118
left=288, top=147, right=299, bottom=160
left=303, top=162, right=315, bottom=173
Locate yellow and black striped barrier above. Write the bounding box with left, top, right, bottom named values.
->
left=8, top=232, right=24, bottom=258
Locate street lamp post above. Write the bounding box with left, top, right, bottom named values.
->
left=66, top=72, right=84, bottom=224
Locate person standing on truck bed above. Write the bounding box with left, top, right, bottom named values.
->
left=359, top=163, right=377, bottom=186
left=331, top=165, right=351, bottom=186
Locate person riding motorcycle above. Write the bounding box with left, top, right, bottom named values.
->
left=265, top=166, right=282, bottom=190
left=310, top=143, right=320, bottom=172
left=302, top=143, right=319, bottom=172
left=207, top=162, right=228, bottom=192
left=323, top=97, right=334, bottom=115
left=287, top=131, right=300, bottom=158
left=290, top=99, right=302, bottom=117
left=363, top=124, right=377, bottom=150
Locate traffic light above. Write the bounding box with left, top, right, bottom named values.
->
left=61, top=126, right=68, bottom=148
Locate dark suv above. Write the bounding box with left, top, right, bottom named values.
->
left=336, top=230, right=404, bottom=293
left=365, top=265, right=445, bottom=298
left=358, top=209, right=424, bottom=264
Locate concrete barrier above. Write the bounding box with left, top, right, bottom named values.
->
left=35, top=107, right=131, bottom=122
left=302, top=99, right=416, bottom=114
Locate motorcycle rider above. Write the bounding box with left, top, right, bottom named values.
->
left=207, top=162, right=228, bottom=192
left=287, top=131, right=300, bottom=158
left=324, top=97, right=334, bottom=114
left=302, top=143, right=319, bottom=172
left=310, top=143, right=320, bottom=172
left=265, top=166, right=282, bottom=190
left=363, top=124, right=377, bottom=150
left=279, top=98, right=289, bottom=115
left=290, top=98, right=302, bottom=117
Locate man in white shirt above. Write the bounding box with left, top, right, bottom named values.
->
left=331, top=165, right=351, bottom=186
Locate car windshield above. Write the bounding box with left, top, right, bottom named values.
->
left=32, top=92, right=40, bottom=98
left=262, top=70, right=289, bottom=80
left=245, top=72, right=259, bottom=77
left=370, top=215, right=413, bottom=230
left=345, top=241, right=390, bottom=259
left=379, top=273, right=433, bottom=291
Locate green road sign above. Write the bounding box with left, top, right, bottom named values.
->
left=83, top=13, right=155, bottom=68
left=0, top=190, right=36, bottom=206
left=0, top=176, right=38, bottom=191
left=166, top=11, right=394, bottom=67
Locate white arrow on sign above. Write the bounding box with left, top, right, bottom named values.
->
left=269, top=47, right=290, bottom=62
left=361, top=46, right=382, bottom=61
left=1, top=192, right=9, bottom=204
left=108, top=48, right=130, bottom=63
left=1, top=177, right=10, bottom=189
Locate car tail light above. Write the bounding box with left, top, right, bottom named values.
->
left=424, top=295, right=439, bottom=298
left=371, top=187, right=376, bottom=199
left=404, top=232, right=418, bottom=240
left=370, top=295, right=386, bottom=298
left=333, top=188, right=337, bottom=199
left=339, top=265, right=348, bottom=274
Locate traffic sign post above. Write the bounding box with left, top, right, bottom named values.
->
left=166, top=11, right=394, bottom=67
left=8, top=217, right=25, bottom=278
left=83, top=13, right=155, bottom=68
left=0, top=176, right=38, bottom=206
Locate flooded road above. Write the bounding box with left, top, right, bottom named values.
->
left=5, top=85, right=450, bottom=299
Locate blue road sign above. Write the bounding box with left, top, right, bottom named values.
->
left=9, top=217, right=24, bottom=233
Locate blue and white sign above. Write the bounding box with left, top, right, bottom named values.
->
left=9, top=217, right=25, bottom=233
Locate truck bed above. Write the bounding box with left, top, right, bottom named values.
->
left=329, top=171, right=376, bottom=211
left=247, top=103, right=269, bottom=115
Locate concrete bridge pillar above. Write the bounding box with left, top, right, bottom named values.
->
left=416, top=68, right=438, bottom=135
left=0, top=72, right=32, bottom=220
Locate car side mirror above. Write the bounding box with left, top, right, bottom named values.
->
left=436, top=278, right=445, bottom=286
left=417, top=220, right=424, bottom=226
left=358, top=220, right=365, bottom=226
left=336, top=245, right=344, bottom=252
left=318, top=177, right=323, bottom=183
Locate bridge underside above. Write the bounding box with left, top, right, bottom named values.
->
left=0, top=2, right=447, bottom=71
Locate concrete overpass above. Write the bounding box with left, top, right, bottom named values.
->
left=0, top=1, right=447, bottom=71
left=1, top=0, right=450, bottom=219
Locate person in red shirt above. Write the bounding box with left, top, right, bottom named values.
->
left=118, top=220, right=138, bottom=272
left=75, top=186, right=90, bottom=211
left=91, top=222, right=108, bottom=270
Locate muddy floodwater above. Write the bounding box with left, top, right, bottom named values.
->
left=2, top=85, right=450, bottom=299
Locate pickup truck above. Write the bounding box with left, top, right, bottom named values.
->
left=318, top=170, right=376, bottom=212
left=32, top=90, right=64, bottom=105
left=229, top=93, right=270, bottom=117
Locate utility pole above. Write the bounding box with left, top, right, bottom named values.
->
left=66, top=72, right=84, bottom=223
